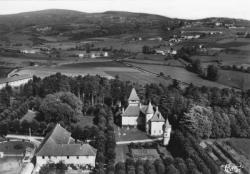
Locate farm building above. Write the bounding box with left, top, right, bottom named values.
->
left=121, top=88, right=172, bottom=140
left=35, top=124, right=96, bottom=168
left=0, top=74, right=32, bottom=90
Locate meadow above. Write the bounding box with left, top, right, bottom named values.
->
left=128, top=63, right=228, bottom=88
left=226, top=138, right=250, bottom=159
left=218, top=70, right=250, bottom=89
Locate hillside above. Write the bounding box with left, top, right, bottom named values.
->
left=0, top=9, right=180, bottom=37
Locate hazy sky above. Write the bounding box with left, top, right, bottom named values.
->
left=0, top=0, right=250, bottom=20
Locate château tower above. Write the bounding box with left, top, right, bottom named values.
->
left=145, top=101, right=154, bottom=133
left=128, top=88, right=140, bottom=106
left=163, top=118, right=172, bottom=146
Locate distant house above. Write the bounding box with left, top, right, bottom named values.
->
left=148, top=37, right=163, bottom=41
left=0, top=74, right=32, bottom=90
left=77, top=51, right=109, bottom=58
left=21, top=49, right=40, bottom=54
left=36, top=124, right=96, bottom=168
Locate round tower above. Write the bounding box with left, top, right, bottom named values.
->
left=163, top=118, right=172, bottom=146
left=145, top=101, right=154, bottom=133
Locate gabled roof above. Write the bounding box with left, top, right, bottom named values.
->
left=36, top=124, right=96, bottom=157
left=146, top=101, right=154, bottom=114
left=150, top=110, right=165, bottom=122
left=122, top=105, right=140, bottom=117
left=128, top=88, right=140, bottom=101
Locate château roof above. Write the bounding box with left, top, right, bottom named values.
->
left=146, top=101, right=154, bottom=114
left=36, top=124, right=96, bottom=157
left=128, top=88, right=140, bottom=101
left=150, top=109, right=165, bottom=122
left=122, top=105, right=140, bottom=117
left=165, top=119, right=172, bottom=128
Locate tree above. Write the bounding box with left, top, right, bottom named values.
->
left=0, top=120, right=9, bottom=136
left=207, top=65, right=218, bottom=81
left=39, top=92, right=81, bottom=123
left=166, top=164, right=180, bottom=174
left=192, top=59, right=202, bottom=74
left=180, top=105, right=212, bottom=138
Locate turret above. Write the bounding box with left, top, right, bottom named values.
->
left=128, top=88, right=140, bottom=106
left=163, top=118, right=172, bottom=146
left=145, top=101, right=154, bottom=133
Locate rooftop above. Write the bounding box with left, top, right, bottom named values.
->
left=150, top=108, right=165, bottom=122
left=0, top=74, right=32, bottom=85
left=122, top=105, right=140, bottom=117
left=36, top=124, right=96, bottom=157
left=128, top=88, right=140, bottom=101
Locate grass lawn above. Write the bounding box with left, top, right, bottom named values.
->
left=0, top=157, right=22, bottom=174
left=114, top=126, right=149, bottom=142
left=0, top=141, right=34, bottom=155
left=226, top=138, right=250, bottom=159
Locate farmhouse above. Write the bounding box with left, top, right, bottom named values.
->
left=0, top=74, right=32, bottom=90
left=121, top=88, right=172, bottom=140
left=36, top=124, right=96, bottom=167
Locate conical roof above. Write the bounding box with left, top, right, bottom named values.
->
left=146, top=101, right=154, bottom=114
left=128, top=88, right=140, bottom=101
left=150, top=107, right=165, bottom=122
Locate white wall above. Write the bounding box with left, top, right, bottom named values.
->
left=122, top=116, right=138, bottom=126
left=150, top=122, right=165, bottom=136
left=0, top=78, right=32, bottom=90
left=36, top=155, right=96, bottom=167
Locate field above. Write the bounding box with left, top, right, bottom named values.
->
left=0, top=66, right=14, bottom=78
left=128, top=63, right=228, bottom=88
left=226, top=138, right=250, bottom=159
left=218, top=70, right=250, bottom=89
left=106, top=71, right=172, bottom=86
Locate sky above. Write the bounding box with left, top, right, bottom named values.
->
left=0, top=0, right=249, bottom=20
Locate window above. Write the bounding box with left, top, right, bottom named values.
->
left=48, top=156, right=51, bottom=159
left=42, top=156, right=45, bottom=159
left=67, top=156, right=69, bottom=159
left=76, top=156, right=79, bottom=159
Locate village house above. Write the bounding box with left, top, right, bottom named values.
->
left=21, top=48, right=40, bottom=54
left=36, top=124, right=96, bottom=168
left=76, top=51, right=109, bottom=58
left=0, top=74, right=32, bottom=90
left=121, top=88, right=171, bottom=144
